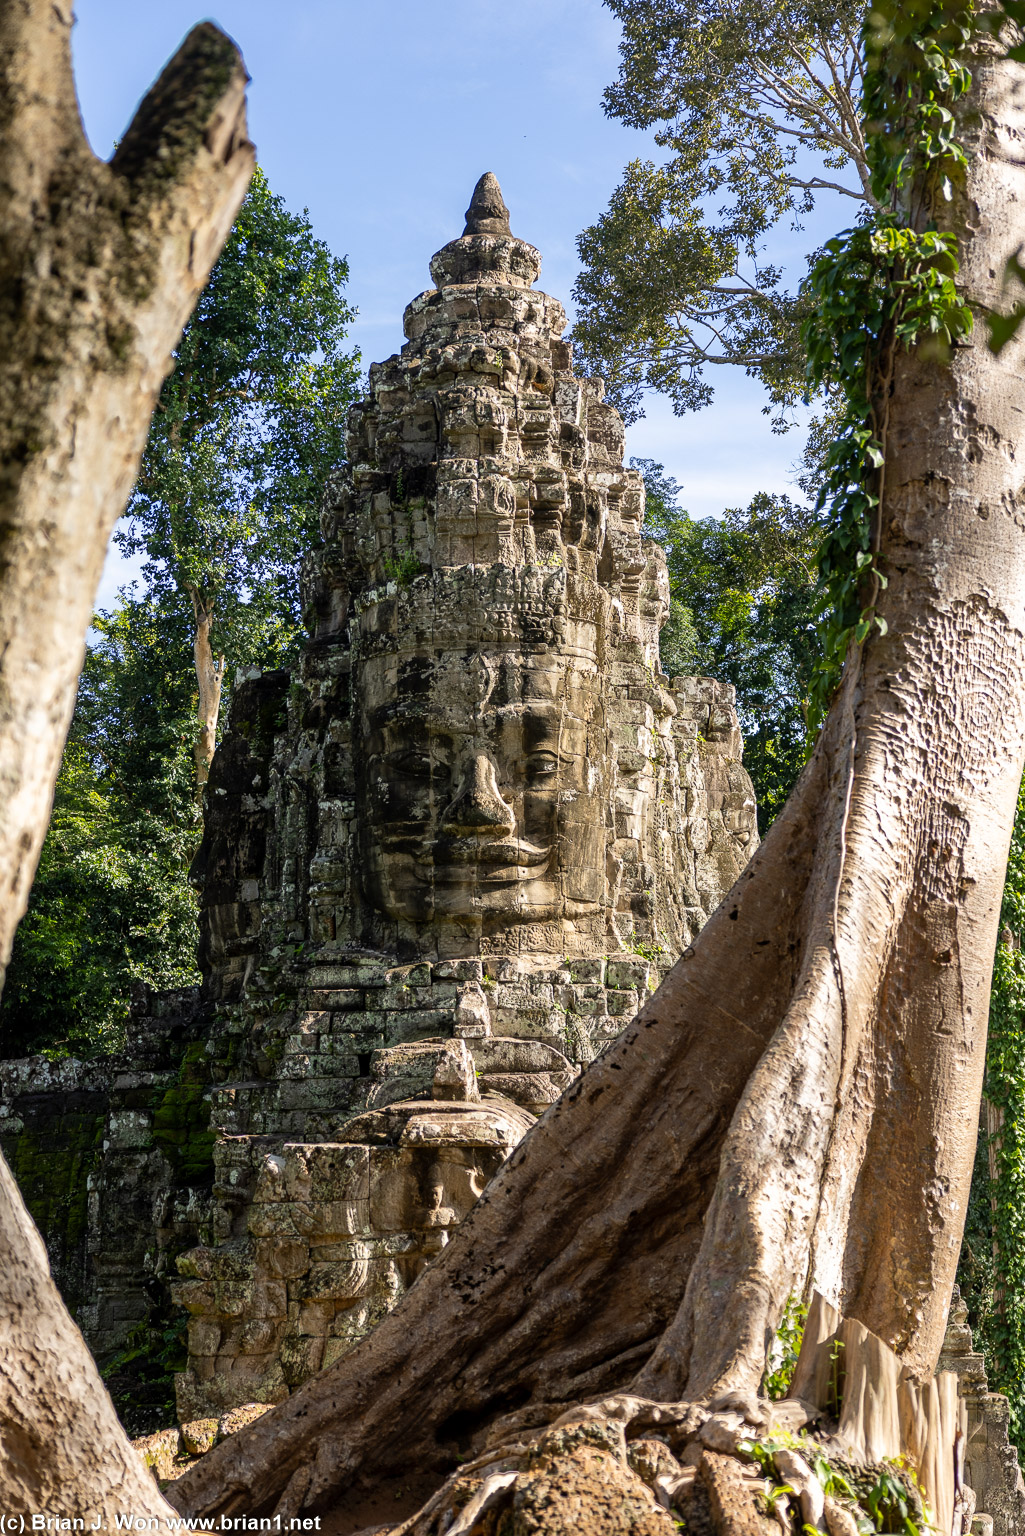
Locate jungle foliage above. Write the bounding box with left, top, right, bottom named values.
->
left=636, top=459, right=820, bottom=828
left=0, top=168, right=360, bottom=1056
left=800, top=0, right=975, bottom=726
left=573, top=0, right=868, bottom=425
left=117, top=165, right=361, bottom=769
left=0, top=594, right=200, bottom=1058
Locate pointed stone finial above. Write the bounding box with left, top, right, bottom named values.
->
left=463, top=172, right=512, bottom=237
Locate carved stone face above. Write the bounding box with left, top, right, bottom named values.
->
left=358, top=648, right=607, bottom=930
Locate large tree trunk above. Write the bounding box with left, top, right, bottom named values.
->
left=0, top=2, right=254, bottom=1520
left=0, top=3, right=253, bottom=975
left=189, top=585, right=226, bottom=786
left=169, top=37, right=1025, bottom=1528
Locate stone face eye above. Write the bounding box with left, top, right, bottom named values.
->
left=525, top=751, right=559, bottom=781
left=389, top=749, right=438, bottom=780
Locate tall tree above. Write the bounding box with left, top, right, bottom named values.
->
left=0, top=1, right=253, bottom=1524
left=572, top=0, right=867, bottom=423
left=607, top=12, right=1025, bottom=1422
left=2, top=179, right=360, bottom=1055
left=117, top=167, right=361, bottom=785
left=171, top=8, right=1025, bottom=1523
left=0, top=592, right=200, bottom=1059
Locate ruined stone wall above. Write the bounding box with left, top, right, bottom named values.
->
left=940, top=1289, right=1025, bottom=1536
left=0, top=992, right=219, bottom=1432
left=0, top=658, right=292, bottom=1424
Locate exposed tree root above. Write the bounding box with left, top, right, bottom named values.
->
left=170, top=757, right=826, bottom=1518
left=333, top=1391, right=918, bottom=1536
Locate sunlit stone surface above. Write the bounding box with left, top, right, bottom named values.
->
left=169, top=175, right=760, bottom=1417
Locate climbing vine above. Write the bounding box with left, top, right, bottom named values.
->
left=762, top=1293, right=809, bottom=1401
left=801, top=0, right=975, bottom=730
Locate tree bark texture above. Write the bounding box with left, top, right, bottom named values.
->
left=171, top=43, right=1025, bottom=1526
left=190, top=587, right=225, bottom=786
left=0, top=1, right=254, bottom=976
left=0, top=2, right=254, bottom=1520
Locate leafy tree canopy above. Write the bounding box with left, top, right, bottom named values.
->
left=0, top=594, right=200, bottom=1058
left=120, top=163, right=361, bottom=661
left=573, top=0, right=868, bottom=425
left=1, top=168, right=363, bottom=1054
left=636, top=459, right=820, bottom=826
left=117, top=165, right=361, bottom=779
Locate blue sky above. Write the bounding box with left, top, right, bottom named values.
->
left=73, top=0, right=829, bottom=606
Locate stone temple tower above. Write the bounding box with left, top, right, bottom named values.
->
left=0, top=177, right=757, bottom=1428
left=201, top=171, right=756, bottom=984
left=168, top=175, right=758, bottom=1419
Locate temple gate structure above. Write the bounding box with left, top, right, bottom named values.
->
left=3, top=180, right=1025, bottom=1536
left=169, top=174, right=759, bottom=1419
left=1, top=175, right=760, bottom=1427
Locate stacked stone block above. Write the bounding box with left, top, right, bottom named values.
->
left=0, top=991, right=220, bottom=1431
left=940, top=1288, right=1025, bottom=1536
left=169, top=175, right=759, bottom=1417
left=174, top=1065, right=534, bottom=1417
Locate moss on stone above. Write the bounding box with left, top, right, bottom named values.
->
left=151, top=1068, right=215, bottom=1187
left=1, top=1108, right=105, bottom=1316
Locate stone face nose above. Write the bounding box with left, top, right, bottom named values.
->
left=463, top=171, right=512, bottom=237
left=442, top=752, right=515, bottom=834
